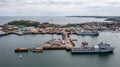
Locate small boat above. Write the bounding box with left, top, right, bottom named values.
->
left=16, top=32, right=23, bottom=36
left=19, top=54, right=22, bottom=59
left=32, top=50, right=42, bottom=52
left=32, top=48, right=43, bottom=52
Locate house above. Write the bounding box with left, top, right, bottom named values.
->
left=0, top=26, right=3, bottom=30
left=21, top=27, right=35, bottom=33
left=2, top=25, right=19, bottom=30
left=31, top=28, right=40, bottom=33
left=0, top=31, right=5, bottom=35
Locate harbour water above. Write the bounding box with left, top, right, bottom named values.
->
left=0, top=32, right=120, bottom=67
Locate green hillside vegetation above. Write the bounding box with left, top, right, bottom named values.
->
left=7, top=20, right=40, bottom=27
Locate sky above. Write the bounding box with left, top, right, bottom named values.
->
left=0, top=0, right=120, bottom=16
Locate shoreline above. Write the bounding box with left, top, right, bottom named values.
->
left=0, top=31, right=120, bottom=37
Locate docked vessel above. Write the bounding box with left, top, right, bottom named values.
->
left=15, top=48, right=28, bottom=52
left=71, top=42, right=114, bottom=54
left=32, top=48, right=43, bottom=52
left=77, top=30, right=99, bottom=36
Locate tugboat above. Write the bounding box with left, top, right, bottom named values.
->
left=71, top=42, right=114, bottom=54
left=77, top=30, right=99, bottom=36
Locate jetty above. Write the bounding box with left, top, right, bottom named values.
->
left=35, top=29, right=75, bottom=50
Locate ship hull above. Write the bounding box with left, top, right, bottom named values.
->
left=77, top=33, right=99, bottom=36
left=71, top=50, right=113, bottom=54
left=71, top=47, right=114, bottom=54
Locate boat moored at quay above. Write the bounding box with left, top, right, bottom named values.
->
left=77, top=30, right=99, bottom=36
left=71, top=42, right=114, bottom=54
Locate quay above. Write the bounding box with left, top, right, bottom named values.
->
left=14, top=28, right=76, bottom=52
left=42, top=29, right=75, bottom=50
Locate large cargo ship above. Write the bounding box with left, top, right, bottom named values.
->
left=71, top=42, right=114, bottom=54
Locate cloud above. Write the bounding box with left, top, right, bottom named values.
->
left=0, top=0, right=120, bottom=16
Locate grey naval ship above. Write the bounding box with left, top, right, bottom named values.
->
left=71, top=42, right=114, bottom=54
left=77, top=30, right=99, bottom=36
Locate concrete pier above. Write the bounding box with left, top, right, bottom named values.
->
left=15, top=28, right=75, bottom=52
left=41, top=28, right=75, bottom=50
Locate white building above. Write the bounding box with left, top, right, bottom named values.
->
left=0, top=27, right=3, bottom=30
left=0, top=31, right=5, bottom=35
left=21, top=27, right=35, bottom=31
